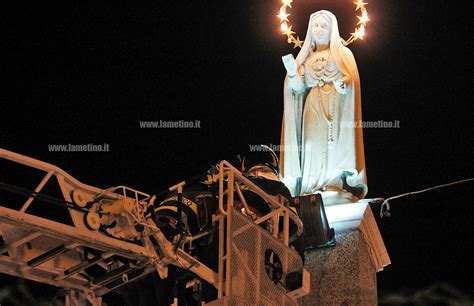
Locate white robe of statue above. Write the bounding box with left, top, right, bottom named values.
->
left=279, top=10, right=368, bottom=204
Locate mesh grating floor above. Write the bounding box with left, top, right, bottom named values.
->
left=228, top=208, right=303, bottom=306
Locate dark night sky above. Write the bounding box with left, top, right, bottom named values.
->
left=1, top=0, right=473, bottom=303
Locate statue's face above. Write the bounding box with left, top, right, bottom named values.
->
left=311, top=15, right=331, bottom=46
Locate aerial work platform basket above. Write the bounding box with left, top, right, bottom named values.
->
left=0, top=149, right=309, bottom=305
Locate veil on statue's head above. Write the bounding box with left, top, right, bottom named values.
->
left=295, top=10, right=354, bottom=79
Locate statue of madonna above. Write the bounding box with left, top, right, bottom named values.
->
left=279, top=10, right=368, bottom=204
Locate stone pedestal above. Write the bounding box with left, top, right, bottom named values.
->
left=302, top=201, right=390, bottom=305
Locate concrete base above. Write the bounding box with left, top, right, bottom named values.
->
left=301, top=201, right=391, bottom=305
left=302, top=231, right=377, bottom=305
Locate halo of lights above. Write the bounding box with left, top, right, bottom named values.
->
left=278, top=0, right=370, bottom=48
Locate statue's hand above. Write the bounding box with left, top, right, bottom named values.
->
left=333, top=79, right=348, bottom=94
left=282, top=54, right=298, bottom=77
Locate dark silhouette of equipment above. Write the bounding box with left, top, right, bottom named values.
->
left=294, top=194, right=335, bottom=249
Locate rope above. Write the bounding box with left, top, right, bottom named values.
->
left=379, top=178, right=474, bottom=218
